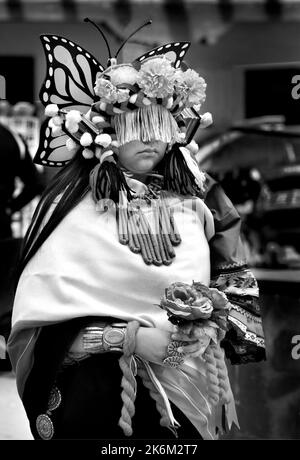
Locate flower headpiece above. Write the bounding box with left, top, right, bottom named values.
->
left=34, top=18, right=212, bottom=168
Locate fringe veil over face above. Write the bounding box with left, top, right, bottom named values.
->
left=113, top=105, right=181, bottom=146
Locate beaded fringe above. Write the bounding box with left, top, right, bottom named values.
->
left=117, top=192, right=181, bottom=266
left=113, top=105, right=180, bottom=146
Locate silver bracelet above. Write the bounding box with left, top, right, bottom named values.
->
left=82, top=322, right=127, bottom=353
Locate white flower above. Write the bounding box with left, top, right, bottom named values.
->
left=80, top=132, right=93, bottom=147
left=95, top=133, right=112, bottom=148
left=66, top=138, right=78, bottom=151
left=65, top=110, right=82, bottom=124
left=94, top=78, right=117, bottom=103
left=175, top=69, right=206, bottom=107
left=200, top=112, right=213, bottom=128
left=45, top=104, right=59, bottom=117
left=137, top=57, right=176, bottom=99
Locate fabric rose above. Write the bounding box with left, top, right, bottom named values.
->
left=175, top=69, right=207, bottom=107
left=137, top=57, right=176, bottom=99
left=160, top=282, right=214, bottom=322
left=159, top=281, right=229, bottom=335
left=94, top=78, right=118, bottom=103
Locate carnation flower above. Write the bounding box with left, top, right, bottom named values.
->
left=175, top=69, right=207, bottom=107
left=94, top=78, right=117, bottom=103
left=137, top=57, right=176, bottom=99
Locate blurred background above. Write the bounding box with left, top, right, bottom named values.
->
left=0, top=0, right=300, bottom=440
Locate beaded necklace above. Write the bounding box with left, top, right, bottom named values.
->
left=117, top=173, right=182, bottom=266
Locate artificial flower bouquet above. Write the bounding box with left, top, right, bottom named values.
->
left=160, top=281, right=230, bottom=350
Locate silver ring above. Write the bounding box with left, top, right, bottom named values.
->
left=163, top=340, right=186, bottom=368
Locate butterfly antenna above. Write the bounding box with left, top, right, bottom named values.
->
left=84, top=17, right=112, bottom=60
left=115, top=20, right=152, bottom=59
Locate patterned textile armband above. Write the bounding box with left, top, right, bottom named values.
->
left=210, top=268, right=266, bottom=365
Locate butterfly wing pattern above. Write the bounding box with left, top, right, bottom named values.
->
left=35, top=119, right=74, bottom=167
left=39, top=34, right=104, bottom=110
left=134, top=42, right=191, bottom=69
left=35, top=35, right=104, bottom=166
left=35, top=37, right=192, bottom=167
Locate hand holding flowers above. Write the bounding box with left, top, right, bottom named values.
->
left=159, top=281, right=229, bottom=359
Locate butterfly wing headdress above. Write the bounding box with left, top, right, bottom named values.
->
left=35, top=19, right=210, bottom=167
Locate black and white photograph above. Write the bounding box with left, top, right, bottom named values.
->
left=0, top=0, right=299, bottom=447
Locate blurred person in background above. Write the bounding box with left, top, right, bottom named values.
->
left=0, top=121, right=43, bottom=370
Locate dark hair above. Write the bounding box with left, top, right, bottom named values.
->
left=16, top=153, right=97, bottom=281
left=17, top=143, right=202, bottom=282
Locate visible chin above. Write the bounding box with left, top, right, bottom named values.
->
left=133, top=158, right=158, bottom=174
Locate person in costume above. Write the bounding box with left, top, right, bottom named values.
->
left=8, top=19, right=265, bottom=441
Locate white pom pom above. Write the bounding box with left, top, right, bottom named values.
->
left=80, top=132, right=94, bottom=147
left=111, top=140, right=120, bottom=148
left=66, top=138, right=78, bottom=151
left=100, top=102, right=107, bottom=111
left=82, top=148, right=94, bottom=159
left=200, top=112, right=213, bottom=128
left=45, top=104, right=59, bottom=117
left=92, top=115, right=105, bottom=124
left=65, top=120, right=79, bottom=134
left=52, top=115, right=63, bottom=126
left=51, top=125, right=63, bottom=136
left=95, top=133, right=112, bottom=148
left=193, top=104, right=201, bottom=112
left=142, top=97, right=151, bottom=106
left=65, top=110, right=82, bottom=124
left=129, top=94, right=138, bottom=104
left=186, top=139, right=199, bottom=155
